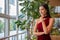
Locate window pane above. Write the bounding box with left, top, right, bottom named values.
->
left=9, top=0, right=17, bottom=16
left=10, top=19, right=16, bottom=36
left=9, top=0, right=15, bottom=5
left=0, top=18, right=4, bottom=38
left=54, top=6, right=60, bottom=13
left=54, top=18, right=60, bottom=28
left=18, top=1, right=24, bottom=15
left=0, top=0, right=5, bottom=13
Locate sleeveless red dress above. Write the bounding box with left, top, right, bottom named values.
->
left=37, top=17, right=51, bottom=40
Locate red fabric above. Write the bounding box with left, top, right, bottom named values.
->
left=37, top=17, right=51, bottom=40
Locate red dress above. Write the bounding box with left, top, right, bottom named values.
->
left=37, top=17, right=51, bottom=40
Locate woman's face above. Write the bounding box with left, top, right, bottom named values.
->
left=39, top=6, right=47, bottom=16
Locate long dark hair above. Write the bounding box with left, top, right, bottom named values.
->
left=39, top=3, right=51, bottom=18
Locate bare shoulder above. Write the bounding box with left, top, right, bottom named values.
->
left=50, top=18, right=55, bottom=20
left=35, top=19, right=39, bottom=23
left=49, top=18, right=55, bottom=22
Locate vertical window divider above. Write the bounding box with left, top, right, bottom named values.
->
left=16, top=0, right=19, bottom=40
left=4, top=0, right=10, bottom=40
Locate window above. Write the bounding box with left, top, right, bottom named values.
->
left=0, top=0, right=4, bottom=13
left=0, top=0, right=27, bottom=40
left=54, top=18, right=60, bottom=28
left=0, top=18, right=4, bottom=38
left=9, top=0, right=15, bottom=5
left=9, top=0, right=17, bottom=16
left=10, top=19, right=16, bottom=36
left=18, top=1, right=24, bottom=15
left=54, top=6, right=60, bottom=13
left=0, top=0, right=18, bottom=39
left=9, top=0, right=17, bottom=36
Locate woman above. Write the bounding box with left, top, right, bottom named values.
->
left=33, top=4, right=54, bottom=40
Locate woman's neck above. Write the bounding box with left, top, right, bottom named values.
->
left=41, top=15, right=47, bottom=18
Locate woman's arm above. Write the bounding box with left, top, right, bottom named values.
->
left=42, top=18, right=55, bottom=34
left=33, top=32, right=45, bottom=36
left=33, top=19, right=45, bottom=36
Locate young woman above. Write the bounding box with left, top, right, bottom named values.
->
left=33, top=4, right=55, bottom=40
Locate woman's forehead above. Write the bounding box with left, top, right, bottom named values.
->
left=39, top=6, right=45, bottom=9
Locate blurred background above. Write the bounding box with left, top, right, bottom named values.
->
left=0, top=0, right=60, bottom=40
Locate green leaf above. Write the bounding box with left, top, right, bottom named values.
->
left=22, top=20, right=27, bottom=25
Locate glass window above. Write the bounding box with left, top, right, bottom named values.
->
left=54, top=6, right=60, bottom=13
left=54, top=18, right=60, bottom=28
left=9, top=0, right=17, bottom=16
left=0, top=18, right=4, bottom=38
left=0, top=0, right=5, bottom=13
left=9, top=0, right=15, bottom=5
left=10, top=19, right=16, bottom=36
left=18, top=1, right=24, bottom=15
